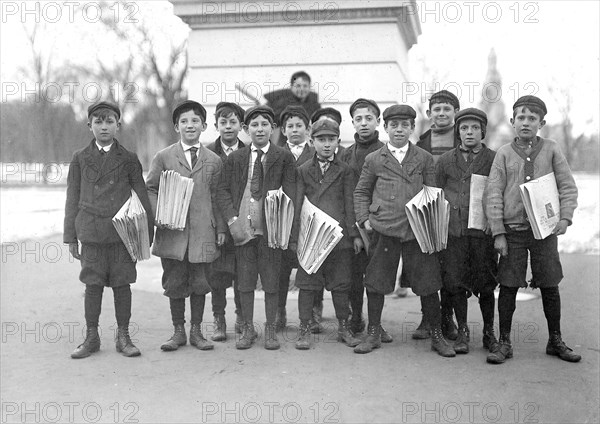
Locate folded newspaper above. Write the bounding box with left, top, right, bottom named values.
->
left=264, top=187, right=294, bottom=249
left=468, top=174, right=488, bottom=231
left=405, top=185, right=450, bottom=254
left=519, top=172, right=560, bottom=240
left=155, top=170, right=194, bottom=230
left=297, top=197, right=344, bottom=274
left=112, top=189, right=151, bottom=262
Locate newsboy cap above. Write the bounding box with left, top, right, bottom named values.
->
left=512, top=95, right=547, bottom=116
left=244, top=105, right=275, bottom=125
left=455, top=108, right=488, bottom=127
left=172, top=100, right=207, bottom=125
left=349, top=98, right=380, bottom=118
left=382, top=105, right=417, bottom=122
left=428, top=90, right=460, bottom=110
left=279, top=105, right=310, bottom=126
left=311, top=118, right=340, bottom=137
left=87, top=101, right=121, bottom=120
left=311, top=107, right=342, bottom=125
left=215, top=102, right=246, bottom=121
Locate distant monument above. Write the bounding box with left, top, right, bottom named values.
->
left=170, top=0, right=421, bottom=142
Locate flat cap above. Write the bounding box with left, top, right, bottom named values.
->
left=88, top=101, right=120, bottom=120
left=311, top=107, right=342, bottom=124
left=455, top=107, right=488, bottom=126
left=513, top=95, right=547, bottom=115
left=215, top=102, right=246, bottom=121
left=382, top=104, right=417, bottom=122
left=429, top=90, right=460, bottom=110
left=172, top=100, right=207, bottom=124
left=279, top=105, right=310, bottom=126
left=311, top=118, right=340, bottom=137
left=349, top=98, right=380, bottom=118
left=244, top=105, right=275, bottom=125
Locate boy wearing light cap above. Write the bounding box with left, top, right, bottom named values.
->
left=485, top=95, right=580, bottom=364
left=290, top=118, right=362, bottom=350
left=65, top=101, right=154, bottom=359
left=354, top=104, right=455, bottom=357
left=435, top=107, right=498, bottom=355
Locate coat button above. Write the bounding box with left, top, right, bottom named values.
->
left=526, top=176, right=531, bottom=180
left=391, top=195, right=395, bottom=200
left=453, top=206, right=458, bottom=210
left=247, top=215, right=251, bottom=219
left=94, top=185, right=99, bottom=189
left=109, top=180, right=114, bottom=184
left=250, top=198, right=254, bottom=202
left=526, top=157, right=531, bottom=162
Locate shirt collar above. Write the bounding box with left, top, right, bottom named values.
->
left=95, top=141, right=113, bottom=152
left=388, top=142, right=409, bottom=154
left=221, top=140, right=239, bottom=154
left=181, top=141, right=200, bottom=151
left=251, top=143, right=270, bottom=154
left=287, top=141, right=307, bottom=150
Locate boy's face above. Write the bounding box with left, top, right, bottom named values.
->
left=384, top=119, right=414, bottom=149
left=88, top=112, right=120, bottom=146
left=458, top=119, right=483, bottom=149
left=426, top=102, right=458, bottom=128
left=175, top=110, right=207, bottom=146
left=244, top=114, right=273, bottom=148
left=291, top=77, right=310, bottom=101
left=510, top=106, right=545, bottom=140
left=282, top=116, right=308, bottom=145
left=311, top=134, right=339, bottom=159
left=215, top=113, right=241, bottom=146
left=352, top=107, right=380, bottom=141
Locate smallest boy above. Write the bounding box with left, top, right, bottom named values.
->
left=311, top=107, right=345, bottom=157
left=291, top=118, right=362, bottom=350
left=485, top=95, right=580, bottom=364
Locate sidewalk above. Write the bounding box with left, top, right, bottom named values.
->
left=1, top=235, right=598, bottom=424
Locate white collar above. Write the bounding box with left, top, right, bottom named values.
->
left=95, top=141, right=113, bottom=152
left=251, top=143, right=270, bottom=154
left=221, top=140, right=238, bottom=153
left=181, top=141, right=200, bottom=151
left=388, top=142, right=409, bottom=153
left=287, top=141, right=307, bottom=150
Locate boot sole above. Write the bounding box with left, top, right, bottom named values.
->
left=191, top=343, right=214, bottom=351
left=546, top=350, right=581, bottom=362
left=211, top=335, right=227, bottom=342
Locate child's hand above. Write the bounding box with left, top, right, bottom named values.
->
left=68, top=242, right=81, bottom=260
left=364, top=220, right=373, bottom=233
left=217, top=232, right=226, bottom=246
left=494, top=234, right=508, bottom=257
left=552, top=219, right=569, bottom=236
left=353, top=237, right=365, bottom=254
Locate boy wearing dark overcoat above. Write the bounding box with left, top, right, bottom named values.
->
left=435, top=108, right=498, bottom=354
left=485, top=96, right=580, bottom=364
left=354, top=105, right=455, bottom=357
left=65, top=101, right=154, bottom=359
left=147, top=100, right=226, bottom=352
left=216, top=105, right=296, bottom=350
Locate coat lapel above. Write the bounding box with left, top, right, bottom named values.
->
left=264, top=144, right=280, bottom=176
left=382, top=144, right=411, bottom=182
left=317, top=160, right=343, bottom=200
left=175, top=142, right=192, bottom=173
left=190, top=145, right=207, bottom=176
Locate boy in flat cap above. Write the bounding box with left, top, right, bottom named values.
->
left=65, top=101, right=154, bottom=359
left=415, top=89, right=462, bottom=341
left=311, top=107, right=346, bottom=157
left=206, top=102, right=246, bottom=341
left=147, top=100, right=226, bottom=352
left=216, top=105, right=296, bottom=350
left=290, top=118, right=362, bottom=350
left=435, top=107, right=498, bottom=354
left=275, top=105, right=315, bottom=331
left=485, top=95, right=580, bottom=364
left=354, top=104, right=455, bottom=357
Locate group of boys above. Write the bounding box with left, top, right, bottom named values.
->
left=65, top=89, right=582, bottom=365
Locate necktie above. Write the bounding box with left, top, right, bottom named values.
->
left=250, top=149, right=264, bottom=200
left=317, top=158, right=331, bottom=175
left=467, top=150, right=474, bottom=163
left=189, top=147, right=198, bottom=169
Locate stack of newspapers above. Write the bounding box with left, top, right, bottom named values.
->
left=112, top=189, right=151, bottom=261
left=405, top=185, right=450, bottom=254
left=297, top=197, right=344, bottom=274
left=519, top=172, right=560, bottom=239
left=468, top=174, right=488, bottom=231
left=264, top=187, right=294, bottom=249
left=155, top=170, right=194, bottom=230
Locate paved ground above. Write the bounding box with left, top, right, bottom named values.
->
left=1, top=235, right=599, bottom=424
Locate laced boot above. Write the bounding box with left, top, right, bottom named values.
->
left=380, top=325, right=393, bottom=343
left=295, top=321, right=311, bottom=350
left=546, top=331, right=581, bottom=362
left=354, top=324, right=381, bottom=354
left=211, top=315, right=227, bottom=342
left=430, top=326, right=456, bottom=357
left=487, top=334, right=513, bottom=364
left=412, top=316, right=431, bottom=340
left=264, top=324, right=280, bottom=350
left=115, top=327, right=141, bottom=357
left=441, top=312, right=458, bottom=341
left=337, top=319, right=361, bottom=347
left=275, top=307, right=287, bottom=331
left=160, top=324, right=187, bottom=351
left=453, top=324, right=470, bottom=354
left=236, top=323, right=257, bottom=350
left=71, top=326, right=100, bottom=359
left=482, top=324, right=498, bottom=352
left=189, top=323, right=214, bottom=350
left=349, top=311, right=366, bottom=335
left=234, top=313, right=243, bottom=334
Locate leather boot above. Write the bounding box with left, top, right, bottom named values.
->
left=354, top=324, right=381, bottom=354
left=349, top=312, right=366, bottom=335
left=454, top=324, right=470, bottom=354
left=380, top=325, right=393, bottom=343
left=275, top=307, right=287, bottom=331
left=236, top=323, right=258, bottom=350
left=71, top=326, right=100, bottom=359
left=310, top=319, right=324, bottom=334
left=264, top=324, right=280, bottom=350
left=338, top=319, right=361, bottom=347
left=441, top=312, right=458, bottom=341
left=211, top=315, right=227, bottom=342
left=430, top=326, right=456, bottom=357
left=190, top=323, right=214, bottom=350
left=234, top=313, right=243, bottom=334
left=160, top=324, right=187, bottom=351
left=412, top=316, right=431, bottom=340
left=295, top=322, right=311, bottom=350
left=482, top=324, right=498, bottom=352
left=546, top=331, right=581, bottom=362
left=487, top=334, right=513, bottom=364
left=115, top=327, right=141, bottom=357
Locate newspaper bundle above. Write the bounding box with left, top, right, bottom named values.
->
left=297, top=197, right=344, bottom=274
left=112, top=189, right=151, bottom=262
left=155, top=170, right=194, bottom=230
left=405, top=185, right=450, bottom=254
left=264, top=187, right=294, bottom=249
left=519, top=172, right=560, bottom=240
left=468, top=174, right=488, bottom=231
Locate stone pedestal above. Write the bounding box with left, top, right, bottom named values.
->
left=171, top=0, right=421, bottom=143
